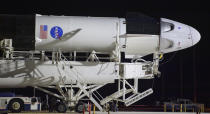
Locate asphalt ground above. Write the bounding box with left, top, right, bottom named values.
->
left=6, top=111, right=208, bottom=114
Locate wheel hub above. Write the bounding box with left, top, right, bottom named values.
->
left=12, top=102, right=20, bottom=110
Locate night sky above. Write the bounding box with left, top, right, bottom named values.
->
left=0, top=0, right=210, bottom=106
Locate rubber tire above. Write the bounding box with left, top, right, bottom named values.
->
left=8, top=98, right=24, bottom=113
left=75, top=102, right=84, bottom=113
left=55, top=102, right=67, bottom=113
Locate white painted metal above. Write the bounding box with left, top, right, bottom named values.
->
left=34, top=86, right=64, bottom=99
left=125, top=88, right=153, bottom=106
left=134, top=78, right=138, bottom=93
left=0, top=39, right=13, bottom=59
left=35, top=15, right=125, bottom=53
left=100, top=89, right=133, bottom=105
left=77, top=83, right=103, bottom=111
left=0, top=60, right=118, bottom=87
left=153, top=52, right=160, bottom=76
left=160, top=18, right=200, bottom=54
left=120, top=63, right=153, bottom=79
left=124, top=35, right=159, bottom=56
left=30, top=101, right=40, bottom=110
left=123, top=78, right=126, bottom=101
left=0, top=53, right=156, bottom=110
left=0, top=97, right=41, bottom=111
left=0, top=14, right=201, bottom=112
left=0, top=99, right=7, bottom=110
left=34, top=15, right=201, bottom=57
left=100, top=77, right=152, bottom=107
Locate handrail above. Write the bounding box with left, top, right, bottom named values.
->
left=60, top=52, right=86, bottom=83
left=95, top=90, right=104, bottom=100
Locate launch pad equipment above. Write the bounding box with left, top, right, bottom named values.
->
left=0, top=13, right=200, bottom=112
left=0, top=93, right=41, bottom=112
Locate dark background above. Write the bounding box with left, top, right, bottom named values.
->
left=0, top=0, right=209, bottom=106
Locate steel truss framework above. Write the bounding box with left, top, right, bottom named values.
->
left=0, top=38, right=161, bottom=112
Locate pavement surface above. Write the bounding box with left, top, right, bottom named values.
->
left=6, top=111, right=208, bottom=114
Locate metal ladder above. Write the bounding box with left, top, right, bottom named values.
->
left=125, top=88, right=153, bottom=106
left=60, top=53, right=104, bottom=111
left=100, top=89, right=133, bottom=105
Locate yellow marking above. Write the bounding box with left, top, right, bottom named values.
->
left=159, top=54, right=163, bottom=59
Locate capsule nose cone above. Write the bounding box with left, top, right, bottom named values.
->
left=190, top=27, right=201, bottom=45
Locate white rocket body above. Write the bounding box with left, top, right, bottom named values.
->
left=35, top=16, right=123, bottom=52
left=35, top=15, right=159, bottom=57
left=35, top=15, right=200, bottom=57
left=0, top=14, right=201, bottom=112
left=0, top=14, right=200, bottom=88
left=0, top=60, right=117, bottom=87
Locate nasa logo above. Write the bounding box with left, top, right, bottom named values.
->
left=50, top=26, right=63, bottom=39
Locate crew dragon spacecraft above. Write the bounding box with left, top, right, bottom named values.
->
left=0, top=13, right=200, bottom=112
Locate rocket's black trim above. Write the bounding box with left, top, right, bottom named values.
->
left=0, top=14, right=35, bottom=50
left=126, top=12, right=160, bottom=35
